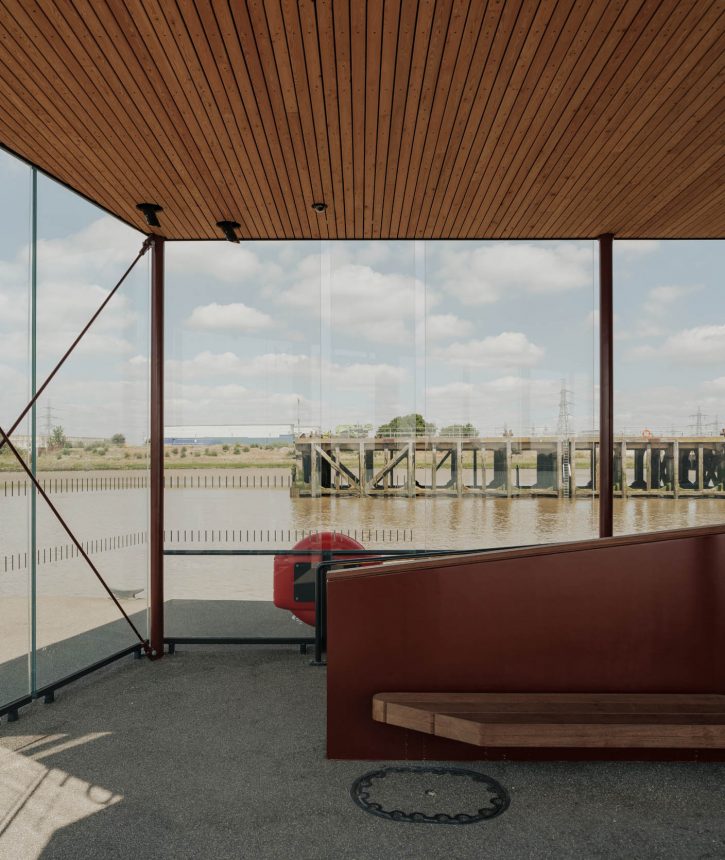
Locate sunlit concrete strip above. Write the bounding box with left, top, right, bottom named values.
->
left=0, top=735, right=121, bottom=859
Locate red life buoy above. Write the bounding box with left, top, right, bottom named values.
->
left=273, top=532, right=366, bottom=626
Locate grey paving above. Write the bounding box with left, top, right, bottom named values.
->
left=1, top=644, right=725, bottom=860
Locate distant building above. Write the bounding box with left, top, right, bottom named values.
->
left=163, top=424, right=320, bottom=445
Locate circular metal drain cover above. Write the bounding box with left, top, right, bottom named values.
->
left=350, top=766, right=509, bottom=825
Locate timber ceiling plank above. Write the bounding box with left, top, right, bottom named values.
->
left=0, top=0, right=721, bottom=238
left=638, top=161, right=725, bottom=237
left=556, top=25, right=722, bottom=237
left=76, top=0, right=219, bottom=237
left=441, top=0, right=559, bottom=240
left=135, top=0, right=274, bottom=237
left=395, top=0, right=457, bottom=238
left=0, top=17, right=145, bottom=229
left=580, top=71, right=724, bottom=237
left=50, top=1, right=202, bottom=238
left=95, top=0, right=240, bottom=236
left=392, top=0, right=451, bottom=237
left=186, top=0, right=297, bottom=237
left=371, top=0, right=400, bottom=239
left=468, top=0, right=613, bottom=238
left=12, top=0, right=191, bottom=237
left=429, top=0, right=530, bottom=238
left=363, top=0, right=383, bottom=239
left=665, top=184, right=725, bottom=238
left=0, top=107, right=134, bottom=228
left=380, top=0, right=424, bottom=237
left=492, top=0, right=677, bottom=238
left=326, top=0, right=355, bottom=238
left=542, top=2, right=723, bottom=236
left=316, top=0, right=347, bottom=239
left=411, top=0, right=489, bottom=237
left=267, top=0, right=327, bottom=238
left=299, top=0, right=343, bottom=239
left=208, top=2, right=302, bottom=237
left=402, top=0, right=475, bottom=239
left=239, top=0, right=317, bottom=238
left=416, top=0, right=501, bottom=236
left=519, top=0, right=721, bottom=237
left=349, top=0, right=366, bottom=237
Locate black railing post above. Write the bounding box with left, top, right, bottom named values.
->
left=311, top=550, right=332, bottom=665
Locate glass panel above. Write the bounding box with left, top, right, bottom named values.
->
left=165, top=238, right=599, bottom=641
left=319, top=239, right=425, bottom=552
left=0, top=150, right=32, bottom=707
left=34, top=175, right=149, bottom=686
left=164, top=240, right=322, bottom=638
left=614, top=240, right=725, bottom=535
left=424, top=240, right=598, bottom=547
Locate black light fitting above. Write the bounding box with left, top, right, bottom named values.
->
left=136, top=202, right=163, bottom=228
left=311, top=202, right=327, bottom=213
left=216, top=220, right=241, bottom=243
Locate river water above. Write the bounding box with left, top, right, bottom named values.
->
left=1, top=468, right=724, bottom=681
left=2, top=468, right=723, bottom=590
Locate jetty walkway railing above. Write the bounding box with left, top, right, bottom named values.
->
left=1, top=471, right=292, bottom=496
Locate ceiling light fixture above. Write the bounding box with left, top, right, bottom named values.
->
left=136, top=202, right=163, bottom=228
left=311, top=202, right=327, bottom=213
left=216, top=220, right=241, bottom=243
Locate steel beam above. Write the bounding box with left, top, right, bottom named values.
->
left=150, top=237, right=165, bottom=657
left=599, top=234, right=614, bottom=537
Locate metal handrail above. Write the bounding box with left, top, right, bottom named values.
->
left=162, top=543, right=529, bottom=663
left=308, top=544, right=529, bottom=664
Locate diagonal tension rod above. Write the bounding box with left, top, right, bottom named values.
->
left=0, top=426, right=152, bottom=657
left=0, top=237, right=153, bottom=456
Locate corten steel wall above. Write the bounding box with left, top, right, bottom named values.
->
left=327, top=525, right=725, bottom=761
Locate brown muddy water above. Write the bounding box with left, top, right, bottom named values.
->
left=1, top=468, right=723, bottom=646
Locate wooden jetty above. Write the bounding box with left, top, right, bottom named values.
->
left=292, top=435, right=725, bottom=500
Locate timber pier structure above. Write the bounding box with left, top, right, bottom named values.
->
left=293, top=436, right=725, bottom=500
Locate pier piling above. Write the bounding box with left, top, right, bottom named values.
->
left=291, top=435, right=725, bottom=500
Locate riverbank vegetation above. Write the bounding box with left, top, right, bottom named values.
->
left=0, top=440, right=296, bottom=472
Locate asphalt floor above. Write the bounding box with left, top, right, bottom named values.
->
left=1, top=643, right=725, bottom=859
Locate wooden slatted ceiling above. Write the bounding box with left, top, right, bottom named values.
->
left=0, top=0, right=722, bottom=240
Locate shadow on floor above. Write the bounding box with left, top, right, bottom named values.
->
left=1, top=631, right=725, bottom=858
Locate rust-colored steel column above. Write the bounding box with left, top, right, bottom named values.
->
left=599, top=234, right=614, bottom=538
left=150, top=236, right=165, bottom=657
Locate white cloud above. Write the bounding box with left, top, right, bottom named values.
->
left=629, top=324, right=725, bottom=365
left=644, top=284, right=701, bottom=317
left=424, top=375, right=564, bottom=435
left=424, top=314, right=473, bottom=341
left=615, top=240, right=660, bottom=257
left=615, top=320, right=666, bottom=341
left=281, top=262, right=424, bottom=343
left=435, top=332, right=545, bottom=369
left=165, top=349, right=407, bottom=389
left=186, top=302, right=274, bottom=333
left=34, top=216, right=142, bottom=276
left=0, top=215, right=146, bottom=364
left=167, top=241, right=282, bottom=284
left=648, top=285, right=697, bottom=304
left=432, top=242, right=592, bottom=305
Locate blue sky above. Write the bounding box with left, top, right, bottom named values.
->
left=0, top=147, right=722, bottom=442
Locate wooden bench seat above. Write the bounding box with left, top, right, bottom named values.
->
left=372, top=693, right=725, bottom=749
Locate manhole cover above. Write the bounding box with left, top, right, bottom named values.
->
left=350, top=766, right=509, bottom=825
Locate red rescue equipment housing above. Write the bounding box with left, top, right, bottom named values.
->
left=273, top=532, right=365, bottom=626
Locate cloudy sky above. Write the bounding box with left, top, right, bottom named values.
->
left=0, top=148, right=722, bottom=443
